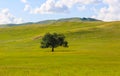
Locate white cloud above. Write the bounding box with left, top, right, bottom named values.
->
left=21, top=0, right=32, bottom=13
left=24, top=4, right=31, bottom=11
left=93, top=0, right=120, bottom=21
left=25, top=0, right=100, bottom=14
left=21, top=0, right=29, bottom=11
left=21, top=0, right=27, bottom=3
left=0, top=8, right=24, bottom=24
left=55, top=0, right=101, bottom=8
left=33, top=0, right=69, bottom=14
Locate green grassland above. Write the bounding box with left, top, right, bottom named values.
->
left=0, top=21, right=120, bottom=76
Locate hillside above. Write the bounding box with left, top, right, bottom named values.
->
left=0, top=21, right=119, bottom=52
left=0, top=21, right=120, bottom=76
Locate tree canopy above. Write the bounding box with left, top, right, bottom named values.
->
left=41, top=33, right=68, bottom=52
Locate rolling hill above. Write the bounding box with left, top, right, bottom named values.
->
left=0, top=21, right=119, bottom=52
left=0, top=21, right=120, bottom=76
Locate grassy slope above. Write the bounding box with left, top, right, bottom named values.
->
left=0, top=21, right=120, bottom=76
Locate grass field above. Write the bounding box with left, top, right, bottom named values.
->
left=0, top=21, right=120, bottom=76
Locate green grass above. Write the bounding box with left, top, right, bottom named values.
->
left=0, top=21, right=120, bottom=76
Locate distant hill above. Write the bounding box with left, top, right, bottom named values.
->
left=37, top=17, right=101, bottom=24
left=37, top=20, right=56, bottom=24
left=57, top=17, right=101, bottom=22
left=0, top=17, right=101, bottom=27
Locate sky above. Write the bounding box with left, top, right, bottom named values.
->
left=0, top=0, right=120, bottom=24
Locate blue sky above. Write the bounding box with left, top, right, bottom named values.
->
left=0, top=0, right=120, bottom=24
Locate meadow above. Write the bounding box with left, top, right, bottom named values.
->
left=0, top=21, right=120, bottom=76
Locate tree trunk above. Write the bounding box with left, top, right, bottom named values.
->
left=52, top=47, right=54, bottom=52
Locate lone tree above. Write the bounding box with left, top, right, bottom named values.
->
left=41, top=33, right=68, bottom=52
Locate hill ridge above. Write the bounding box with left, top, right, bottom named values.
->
left=0, top=17, right=101, bottom=27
